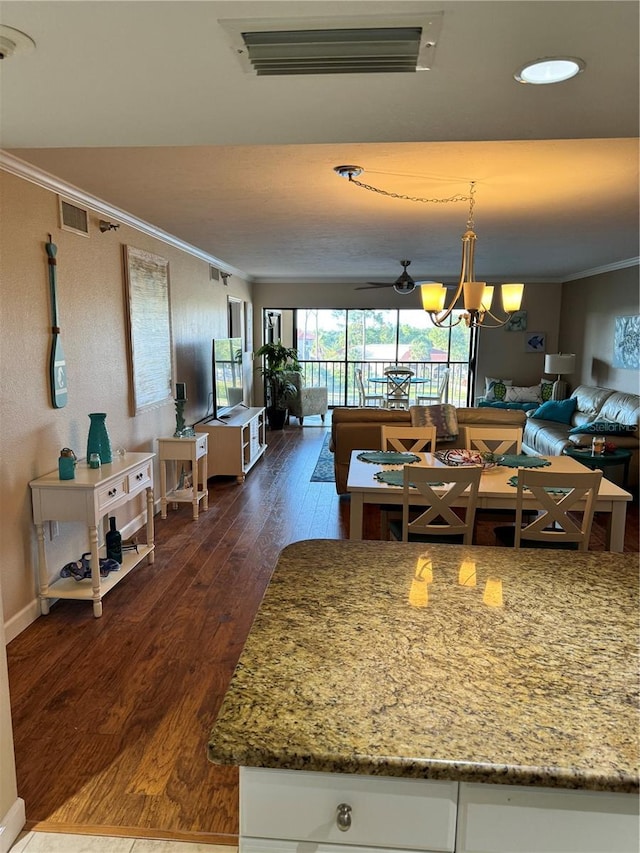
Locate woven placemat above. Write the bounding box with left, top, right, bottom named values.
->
left=498, top=454, right=550, bottom=468
left=374, top=470, right=444, bottom=488
left=357, top=451, right=421, bottom=465
left=507, top=475, right=571, bottom=494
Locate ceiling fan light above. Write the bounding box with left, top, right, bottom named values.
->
left=514, top=56, right=584, bottom=85
left=501, top=283, right=524, bottom=312
left=463, top=281, right=486, bottom=311
left=420, top=282, right=446, bottom=312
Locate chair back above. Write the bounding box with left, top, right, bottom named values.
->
left=401, top=464, right=481, bottom=545
left=354, top=367, right=366, bottom=405
left=417, top=367, right=450, bottom=405
left=381, top=425, right=437, bottom=454
left=384, top=368, right=413, bottom=409
left=514, top=468, right=603, bottom=550
left=463, top=425, right=522, bottom=456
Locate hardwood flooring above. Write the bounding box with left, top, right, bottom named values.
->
left=7, top=425, right=638, bottom=846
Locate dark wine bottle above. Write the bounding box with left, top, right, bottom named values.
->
left=105, top=516, right=122, bottom=564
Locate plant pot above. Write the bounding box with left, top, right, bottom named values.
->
left=266, top=406, right=288, bottom=430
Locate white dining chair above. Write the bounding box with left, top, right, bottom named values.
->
left=381, top=425, right=437, bottom=454
left=383, top=366, right=414, bottom=409
left=388, top=464, right=482, bottom=545
left=417, top=367, right=450, bottom=406
left=355, top=367, right=385, bottom=407
left=495, top=468, right=603, bottom=551
left=462, top=425, right=522, bottom=456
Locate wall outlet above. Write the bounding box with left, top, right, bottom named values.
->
left=48, top=521, right=59, bottom=540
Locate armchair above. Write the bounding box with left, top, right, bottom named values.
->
left=287, top=373, right=328, bottom=426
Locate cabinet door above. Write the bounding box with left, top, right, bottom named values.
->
left=457, top=782, right=640, bottom=853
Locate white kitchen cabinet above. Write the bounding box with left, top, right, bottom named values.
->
left=240, top=767, right=458, bottom=852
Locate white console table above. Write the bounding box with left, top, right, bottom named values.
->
left=30, top=452, right=155, bottom=618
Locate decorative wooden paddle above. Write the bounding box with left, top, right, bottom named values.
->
left=46, top=234, right=67, bottom=408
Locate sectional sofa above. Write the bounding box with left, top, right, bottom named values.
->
left=522, top=384, right=639, bottom=487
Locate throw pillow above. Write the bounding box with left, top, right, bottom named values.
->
left=568, top=420, right=637, bottom=437
left=484, top=377, right=513, bottom=402
left=530, top=398, right=577, bottom=424
left=410, top=404, right=459, bottom=441
left=504, top=385, right=543, bottom=403
left=540, top=379, right=554, bottom=402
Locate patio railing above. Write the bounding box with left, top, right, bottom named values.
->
left=298, top=361, right=470, bottom=408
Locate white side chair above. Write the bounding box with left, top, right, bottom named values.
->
left=417, top=368, right=450, bottom=405
left=495, top=469, right=603, bottom=551
left=462, top=425, right=522, bottom=456
left=388, top=464, right=482, bottom=545
left=355, top=367, right=385, bottom=407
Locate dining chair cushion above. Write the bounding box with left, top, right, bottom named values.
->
left=410, top=404, right=459, bottom=441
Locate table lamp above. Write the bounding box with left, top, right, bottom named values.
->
left=544, top=353, right=576, bottom=400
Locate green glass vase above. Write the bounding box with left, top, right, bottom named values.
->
left=86, top=412, right=112, bottom=464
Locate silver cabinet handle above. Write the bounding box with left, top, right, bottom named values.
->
left=336, top=802, right=352, bottom=831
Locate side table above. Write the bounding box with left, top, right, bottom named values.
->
left=562, top=446, right=632, bottom=488
left=158, top=434, right=209, bottom=520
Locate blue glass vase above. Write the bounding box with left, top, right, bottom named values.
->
left=86, top=412, right=112, bottom=464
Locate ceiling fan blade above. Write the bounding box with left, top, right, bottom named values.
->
left=355, top=282, right=394, bottom=290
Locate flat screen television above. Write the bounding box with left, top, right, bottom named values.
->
left=212, top=337, right=244, bottom=419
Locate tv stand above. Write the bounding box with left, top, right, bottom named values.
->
left=199, top=407, right=266, bottom=483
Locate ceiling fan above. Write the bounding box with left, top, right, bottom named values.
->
left=355, top=260, right=417, bottom=294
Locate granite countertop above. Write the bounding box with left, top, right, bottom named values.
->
left=208, top=540, right=639, bottom=793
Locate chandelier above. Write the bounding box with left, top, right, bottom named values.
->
left=334, top=167, right=524, bottom=328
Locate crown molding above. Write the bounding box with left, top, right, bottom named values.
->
left=0, top=150, right=248, bottom=280
left=561, top=257, right=639, bottom=282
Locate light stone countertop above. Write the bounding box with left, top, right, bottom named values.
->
left=208, top=540, right=639, bottom=793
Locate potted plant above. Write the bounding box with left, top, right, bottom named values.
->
left=255, top=342, right=301, bottom=430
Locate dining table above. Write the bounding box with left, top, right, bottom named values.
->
left=346, top=449, right=632, bottom=550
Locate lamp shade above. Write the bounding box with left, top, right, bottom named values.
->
left=544, top=353, right=576, bottom=376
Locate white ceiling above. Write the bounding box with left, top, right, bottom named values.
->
left=1, top=0, right=639, bottom=286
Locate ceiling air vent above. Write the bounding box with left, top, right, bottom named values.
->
left=58, top=197, right=89, bottom=237
left=220, top=14, right=442, bottom=76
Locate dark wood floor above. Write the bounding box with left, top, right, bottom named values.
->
left=7, top=425, right=639, bottom=845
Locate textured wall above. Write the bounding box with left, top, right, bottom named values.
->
left=0, top=170, right=252, bottom=633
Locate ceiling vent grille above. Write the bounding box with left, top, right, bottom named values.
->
left=58, top=197, right=89, bottom=237
left=220, top=14, right=442, bottom=76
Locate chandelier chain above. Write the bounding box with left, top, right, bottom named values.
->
left=347, top=176, right=471, bottom=206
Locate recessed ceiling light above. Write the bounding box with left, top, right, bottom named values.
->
left=514, top=56, right=585, bottom=85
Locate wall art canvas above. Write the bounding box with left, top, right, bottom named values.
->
left=613, top=315, right=640, bottom=369
left=525, top=332, right=546, bottom=353
left=123, top=246, right=173, bottom=414
left=504, top=310, right=527, bottom=331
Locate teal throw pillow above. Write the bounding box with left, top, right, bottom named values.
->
left=568, top=420, right=637, bottom=436
left=531, top=398, right=577, bottom=424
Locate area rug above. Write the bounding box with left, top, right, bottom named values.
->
left=310, top=433, right=335, bottom=482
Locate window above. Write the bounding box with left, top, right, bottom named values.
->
left=294, top=308, right=474, bottom=407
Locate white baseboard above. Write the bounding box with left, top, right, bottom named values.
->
left=0, top=797, right=25, bottom=853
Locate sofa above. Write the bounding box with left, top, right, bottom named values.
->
left=522, top=384, right=639, bottom=487
left=330, top=406, right=527, bottom=494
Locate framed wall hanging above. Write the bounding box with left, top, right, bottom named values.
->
left=525, top=332, right=546, bottom=353
left=123, top=246, right=173, bottom=414
left=612, top=315, right=640, bottom=369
